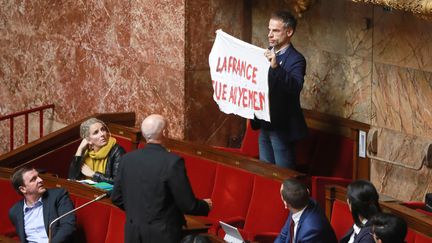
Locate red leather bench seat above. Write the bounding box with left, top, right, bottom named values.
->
left=174, top=151, right=217, bottom=199
left=0, top=178, right=21, bottom=238
left=330, top=199, right=353, bottom=241
left=207, top=164, right=255, bottom=231
left=218, top=175, right=288, bottom=243
left=71, top=195, right=112, bottom=243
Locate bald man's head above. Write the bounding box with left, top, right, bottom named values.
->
left=141, top=114, right=167, bottom=143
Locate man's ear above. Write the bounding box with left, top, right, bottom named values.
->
left=286, top=27, right=294, bottom=38
left=19, top=186, right=26, bottom=195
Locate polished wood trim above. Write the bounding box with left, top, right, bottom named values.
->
left=325, top=185, right=432, bottom=238
left=164, top=138, right=304, bottom=181
left=303, top=109, right=370, bottom=132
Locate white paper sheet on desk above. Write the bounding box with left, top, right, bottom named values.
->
left=77, top=179, right=97, bottom=185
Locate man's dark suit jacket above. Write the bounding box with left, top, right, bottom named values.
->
left=339, top=223, right=374, bottom=243
left=111, top=143, right=210, bottom=243
left=9, top=188, right=76, bottom=243
left=275, top=199, right=337, bottom=243
left=252, top=44, right=308, bottom=141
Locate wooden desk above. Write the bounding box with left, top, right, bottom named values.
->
left=184, top=216, right=212, bottom=234
left=0, top=235, right=18, bottom=243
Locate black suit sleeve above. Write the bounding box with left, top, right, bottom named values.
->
left=269, top=54, right=306, bottom=94
left=50, top=189, right=76, bottom=243
left=167, top=158, right=210, bottom=216
left=68, top=156, right=83, bottom=180
left=111, top=156, right=125, bottom=210
left=9, top=203, right=26, bottom=242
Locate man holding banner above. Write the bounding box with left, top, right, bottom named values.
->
left=252, top=10, right=308, bottom=169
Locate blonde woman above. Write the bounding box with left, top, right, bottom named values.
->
left=68, top=118, right=125, bottom=184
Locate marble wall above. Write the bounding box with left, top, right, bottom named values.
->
left=184, top=0, right=248, bottom=145
left=251, top=0, right=432, bottom=201
left=0, top=0, right=186, bottom=153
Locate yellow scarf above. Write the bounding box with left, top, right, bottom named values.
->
left=83, top=137, right=116, bottom=175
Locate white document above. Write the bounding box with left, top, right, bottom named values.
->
left=209, top=29, right=270, bottom=122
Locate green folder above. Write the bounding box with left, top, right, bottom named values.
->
left=93, top=182, right=113, bottom=191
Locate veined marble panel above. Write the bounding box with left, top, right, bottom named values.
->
left=301, top=50, right=371, bottom=123
left=373, top=7, right=432, bottom=73
left=186, top=0, right=246, bottom=70
left=0, top=0, right=186, bottom=140
left=252, top=0, right=373, bottom=58
left=372, top=62, right=432, bottom=136
left=368, top=127, right=430, bottom=169
left=185, top=0, right=248, bottom=145
left=185, top=70, right=244, bottom=146
left=371, top=160, right=432, bottom=201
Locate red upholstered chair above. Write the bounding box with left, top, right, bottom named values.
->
left=309, top=132, right=354, bottom=179
left=330, top=199, right=353, bottom=241
left=27, top=140, right=81, bottom=178
left=402, top=201, right=426, bottom=210
left=219, top=175, right=288, bottom=242
left=207, top=164, right=255, bottom=233
left=0, top=178, right=21, bottom=237
left=416, top=208, right=432, bottom=217
left=213, top=121, right=259, bottom=158
left=415, top=232, right=432, bottom=243
left=111, top=134, right=136, bottom=152
left=405, top=228, right=417, bottom=243
left=295, top=129, right=319, bottom=172
left=73, top=197, right=111, bottom=243
left=104, top=207, right=126, bottom=243
left=174, top=151, right=217, bottom=199
left=310, top=176, right=352, bottom=207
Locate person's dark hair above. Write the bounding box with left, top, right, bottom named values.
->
left=370, top=212, right=407, bottom=243
left=270, top=10, right=297, bottom=32
left=347, top=180, right=381, bottom=227
left=11, top=166, right=34, bottom=195
left=180, top=234, right=211, bottom=243
left=281, top=179, right=309, bottom=209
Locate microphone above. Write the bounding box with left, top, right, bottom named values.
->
left=48, top=193, right=108, bottom=243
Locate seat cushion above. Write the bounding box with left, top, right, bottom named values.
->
left=73, top=197, right=111, bottom=243
left=330, top=199, right=353, bottom=241
left=208, top=164, right=255, bottom=223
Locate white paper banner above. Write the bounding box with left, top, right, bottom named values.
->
left=209, top=30, right=270, bottom=122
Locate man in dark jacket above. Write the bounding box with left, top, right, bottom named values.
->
left=253, top=10, right=308, bottom=169
left=275, top=179, right=337, bottom=243
left=111, top=114, right=212, bottom=243
left=9, top=167, right=76, bottom=243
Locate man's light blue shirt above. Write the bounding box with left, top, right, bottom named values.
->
left=23, top=197, right=48, bottom=243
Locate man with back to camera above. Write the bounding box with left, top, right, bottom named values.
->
left=9, top=167, right=76, bottom=243
left=251, top=10, right=308, bottom=169
left=275, top=178, right=337, bottom=243
left=111, top=114, right=212, bottom=243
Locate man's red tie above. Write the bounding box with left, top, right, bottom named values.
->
left=290, top=217, right=295, bottom=243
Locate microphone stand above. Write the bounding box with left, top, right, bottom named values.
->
left=48, top=193, right=107, bottom=243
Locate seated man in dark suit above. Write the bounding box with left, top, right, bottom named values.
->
left=9, top=167, right=76, bottom=243
left=111, top=114, right=212, bottom=243
left=275, top=178, right=337, bottom=243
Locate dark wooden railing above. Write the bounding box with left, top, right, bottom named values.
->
left=0, top=104, right=55, bottom=152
